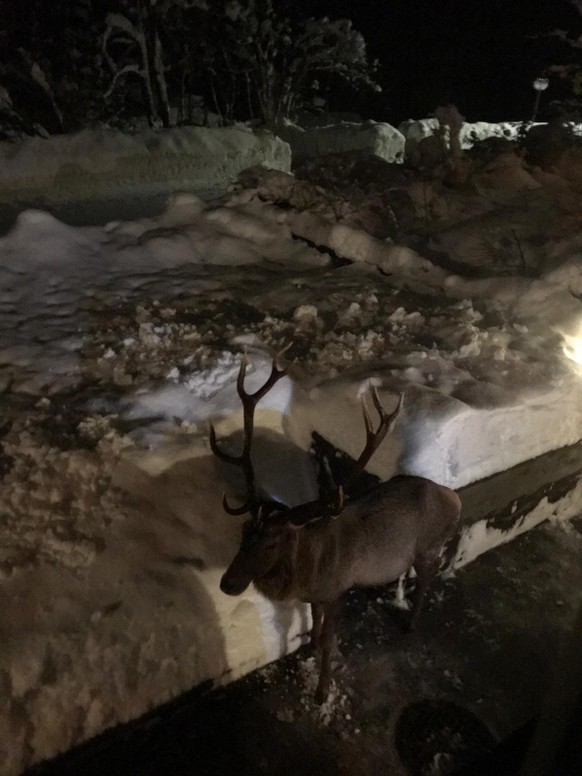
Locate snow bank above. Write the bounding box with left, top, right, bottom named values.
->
left=275, top=117, right=582, bottom=168
left=2, top=187, right=582, bottom=477
left=399, top=118, right=582, bottom=150
left=277, top=120, right=405, bottom=164
left=276, top=118, right=574, bottom=167
left=399, top=118, right=524, bottom=149
left=453, top=479, right=582, bottom=569
left=2, top=158, right=582, bottom=771
left=0, top=419, right=309, bottom=775
left=0, top=125, right=291, bottom=203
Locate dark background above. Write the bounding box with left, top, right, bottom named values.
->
left=1, top=0, right=581, bottom=125
left=291, top=0, right=582, bottom=122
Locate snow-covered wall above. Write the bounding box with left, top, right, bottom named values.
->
left=399, top=118, right=582, bottom=148
left=398, top=118, right=524, bottom=148
left=274, top=118, right=582, bottom=166
left=276, top=120, right=406, bottom=165
left=2, top=130, right=582, bottom=772
left=0, top=438, right=310, bottom=776
left=0, top=126, right=291, bottom=203
left=275, top=118, right=542, bottom=166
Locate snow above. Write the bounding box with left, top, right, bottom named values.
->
left=278, top=118, right=582, bottom=167
left=399, top=118, right=527, bottom=149
left=0, top=125, right=291, bottom=204
left=453, top=479, right=582, bottom=568
left=277, top=120, right=405, bottom=164
left=2, top=121, right=582, bottom=772
left=400, top=117, right=519, bottom=147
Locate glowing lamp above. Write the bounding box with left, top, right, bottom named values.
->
left=531, top=77, right=549, bottom=122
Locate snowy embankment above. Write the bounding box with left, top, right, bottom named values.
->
left=274, top=118, right=582, bottom=166
left=2, top=128, right=582, bottom=771
left=277, top=120, right=406, bottom=164
left=0, top=125, right=291, bottom=205
left=398, top=118, right=525, bottom=147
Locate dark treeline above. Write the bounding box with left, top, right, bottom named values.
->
left=0, top=0, right=580, bottom=139
left=0, top=0, right=380, bottom=138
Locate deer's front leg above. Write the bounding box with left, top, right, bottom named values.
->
left=408, top=553, right=440, bottom=633
left=314, top=600, right=338, bottom=705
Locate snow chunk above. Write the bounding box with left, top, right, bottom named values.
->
left=277, top=120, right=405, bottom=164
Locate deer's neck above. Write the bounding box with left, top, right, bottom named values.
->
left=253, top=533, right=298, bottom=602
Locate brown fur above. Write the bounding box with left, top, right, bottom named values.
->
left=222, top=474, right=462, bottom=703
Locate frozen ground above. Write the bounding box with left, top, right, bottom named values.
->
left=1, top=131, right=582, bottom=771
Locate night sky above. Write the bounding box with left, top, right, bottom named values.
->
left=293, top=0, right=582, bottom=122
left=1, top=0, right=581, bottom=124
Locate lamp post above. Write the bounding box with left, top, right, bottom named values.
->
left=531, top=77, right=549, bottom=123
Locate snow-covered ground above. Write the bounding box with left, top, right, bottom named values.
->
left=0, top=125, right=290, bottom=208
left=398, top=118, right=525, bottom=147
left=277, top=120, right=406, bottom=164
left=399, top=117, right=582, bottom=146
left=2, top=124, right=582, bottom=772
left=277, top=118, right=582, bottom=167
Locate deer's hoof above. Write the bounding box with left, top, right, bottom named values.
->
left=314, top=683, right=329, bottom=705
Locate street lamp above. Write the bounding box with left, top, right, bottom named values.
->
left=531, top=77, right=549, bottom=123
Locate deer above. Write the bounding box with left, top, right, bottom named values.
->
left=210, top=351, right=462, bottom=704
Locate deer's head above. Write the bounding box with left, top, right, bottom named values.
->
left=219, top=503, right=290, bottom=595
left=210, top=350, right=402, bottom=597
left=219, top=486, right=347, bottom=595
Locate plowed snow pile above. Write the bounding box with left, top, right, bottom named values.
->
left=1, top=153, right=582, bottom=773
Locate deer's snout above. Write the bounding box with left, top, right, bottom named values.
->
left=220, top=571, right=250, bottom=596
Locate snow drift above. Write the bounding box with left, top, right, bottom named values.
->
left=0, top=125, right=291, bottom=203
left=1, top=123, right=582, bottom=773
left=277, top=120, right=405, bottom=164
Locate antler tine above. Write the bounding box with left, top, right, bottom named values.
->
left=238, top=346, right=289, bottom=405
left=209, top=422, right=239, bottom=465
left=210, top=348, right=290, bottom=516
left=222, top=492, right=250, bottom=516
left=329, top=484, right=344, bottom=517
left=237, top=348, right=288, bottom=457
left=210, top=421, right=255, bottom=513
left=343, top=389, right=404, bottom=490
left=235, top=351, right=249, bottom=399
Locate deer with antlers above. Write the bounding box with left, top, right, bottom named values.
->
left=210, top=351, right=461, bottom=704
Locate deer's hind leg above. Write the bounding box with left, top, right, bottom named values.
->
left=408, top=553, right=440, bottom=633
left=314, top=600, right=338, bottom=705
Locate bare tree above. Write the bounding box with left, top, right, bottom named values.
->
left=203, top=0, right=380, bottom=125
left=102, top=0, right=207, bottom=128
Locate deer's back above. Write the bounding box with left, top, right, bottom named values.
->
left=297, top=475, right=461, bottom=600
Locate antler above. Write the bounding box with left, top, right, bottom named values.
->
left=209, top=350, right=288, bottom=515
left=283, top=388, right=401, bottom=528
left=343, top=388, right=404, bottom=491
